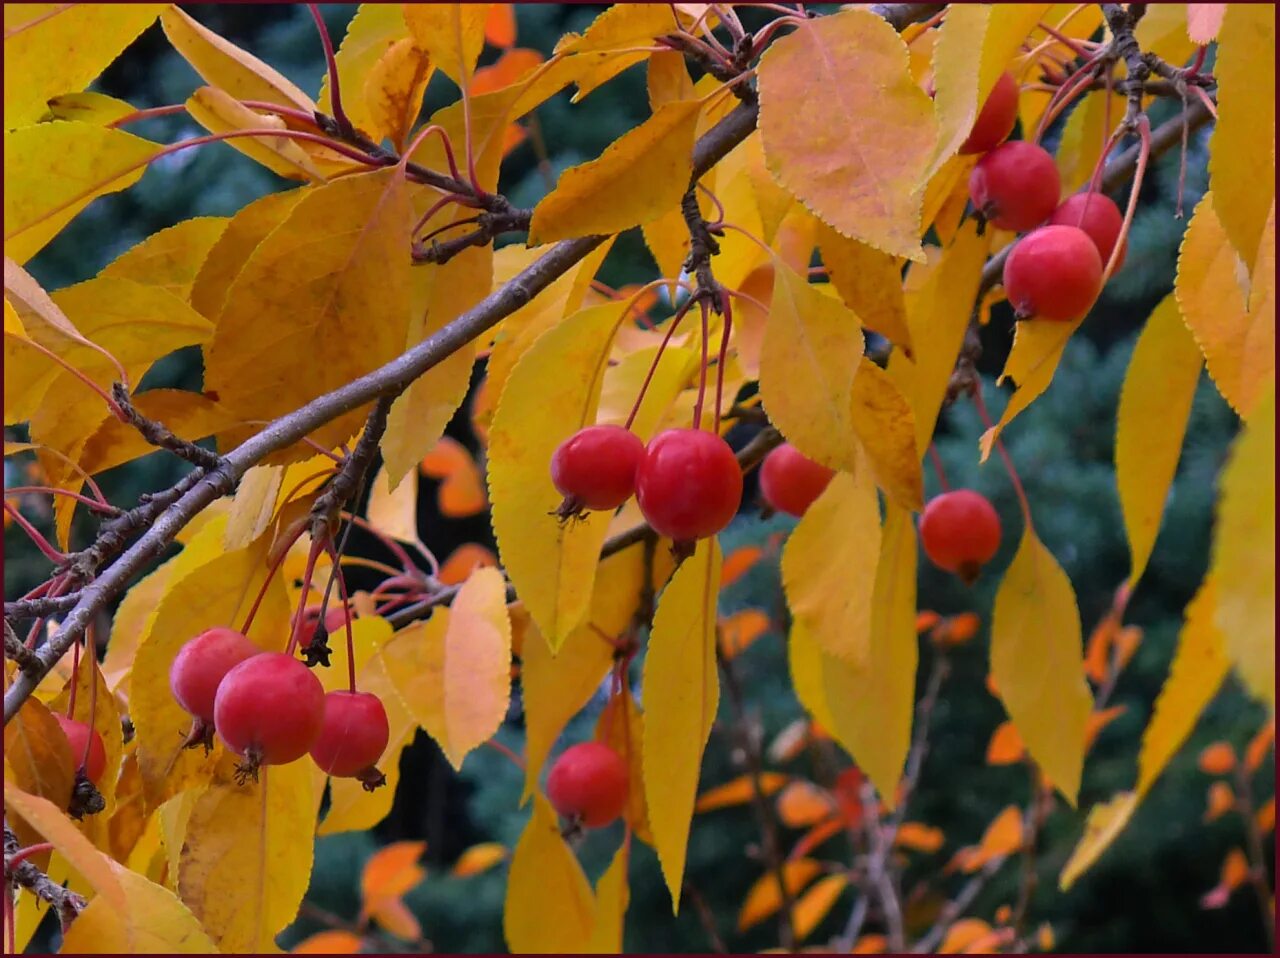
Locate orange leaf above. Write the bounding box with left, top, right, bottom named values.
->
left=853, top=934, right=888, bottom=953
left=895, top=822, right=945, bottom=853
left=420, top=437, right=487, bottom=517
left=438, top=543, right=499, bottom=586
left=361, top=841, right=427, bottom=901
left=916, top=610, right=942, bottom=632
left=473, top=48, right=544, bottom=95
left=720, top=608, right=772, bottom=658
left=501, top=122, right=528, bottom=158
left=792, top=873, right=849, bottom=941
left=737, top=858, right=823, bottom=932
left=1256, top=797, right=1275, bottom=834
left=986, top=721, right=1026, bottom=765
left=939, top=918, right=993, bottom=954
left=367, top=896, right=421, bottom=941
left=696, top=773, right=789, bottom=813
left=722, top=545, right=764, bottom=587
left=1083, top=616, right=1117, bottom=684
left=292, top=930, right=363, bottom=954
left=1084, top=705, right=1127, bottom=750
left=1203, top=781, right=1236, bottom=823
left=1112, top=625, right=1143, bottom=674
left=1245, top=723, right=1275, bottom=772
left=1198, top=742, right=1238, bottom=775
left=776, top=781, right=837, bottom=828
left=789, top=816, right=847, bottom=861
left=484, top=3, right=516, bottom=48
left=956, top=805, right=1023, bottom=873
left=942, top=612, right=980, bottom=645
left=452, top=842, right=508, bottom=877
left=1201, top=848, right=1250, bottom=908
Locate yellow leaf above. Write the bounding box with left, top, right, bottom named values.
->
left=758, top=9, right=937, bottom=260
left=886, top=223, right=990, bottom=454
left=782, top=467, right=881, bottom=665
left=58, top=865, right=218, bottom=954
left=184, top=86, right=327, bottom=182
left=364, top=38, right=434, bottom=151
left=4, top=696, right=75, bottom=841
left=820, top=505, right=918, bottom=804
left=452, top=842, right=507, bottom=877
left=45, top=91, right=137, bottom=126
left=521, top=545, right=656, bottom=798
left=320, top=4, right=411, bottom=136
left=1133, top=5, right=1197, bottom=80
left=978, top=318, right=1080, bottom=461
left=596, top=690, right=652, bottom=844
left=647, top=49, right=694, bottom=109
left=131, top=516, right=291, bottom=806
left=292, top=930, right=363, bottom=954
left=488, top=302, right=626, bottom=648
left=817, top=223, right=912, bottom=355
left=1059, top=791, right=1138, bottom=890
left=761, top=262, right=864, bottom=471
left=503, top=794, right=595, bottom=954
left=3, top=4, right=160, bottom=128
left=1175, top=194, right=1274, bottom=418
left=160, top=5, right=314, bottom=111
left=4, top=122, right=160, bottom=264
left=177, top=762, right=316, bottom=952
left=367, top=463, right=420, bottom=543
left=402, top=3, right=489, bottom=87
left=1208, top=4, right=1275, bottom=266
left=4, top=296, right=26, bottom=337
left=1116, top=293, right=1203, bottom=584
left=738, top=858, right=823, bottom=932
left=1210, top=386, right=1275, bottom=707
left=100, top=216, right=230, bottom=302
left=793, top=873, right=849, bottom=942
left=587, top=840, right=631, bottom=953
left=362, top=841, right=427, bottom=900
left=695, top=772, right=789, bottom=813
left=895, top=821, right=945, bottom=853
left=991, top=526, right=1092, bottom=803
left=851, top=360, right=923, bottom=511
left=529, top=99, right=702, bottom=245
left=224, top=464, right=285, bottom=550
left=929, top=3, right=1048, bottom=175
left=189, top=188, right=308, bottom=321
left=384, top=567, right=512, bottom=769
left=1054, top=89, right=1110, bottom=194
left=643, top=538, right=722, bottom=912
left=204, top=169, right=414, bottom=460
left=318, top=649, right=416, bottom=835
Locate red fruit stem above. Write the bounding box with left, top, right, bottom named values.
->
left=239, top=100, right=327, bottom=128
left=450, top=13, right=485, bottom=199
left=276, top=468, right=341, bottom=516
left=4, top=882, right=14, bottom=955
left=286, top=535, right=326, bottom=656
left=66, top=638, right=81, bottom=719
left=622, top=292, right=698, bottom=431
left=971, top=385, right=1032, bottom=526
left=25, top=576, right=69, bottom=650
left=1187, top=44, right=1208, bottom=79
left=692, top=299, right=711, bottom=431
left=154, top=128, right=386, bottom=170
left=5, top=486, right=120, bottom=516
left=412, top=194, right=478, bottom=241
left=323, top=541, right=358, bottom=694
left=105, top=103, right=189, bottom=128
left=908, top=6, right=948, bottom=38
left=3, top=502, right=68, bottom=565
left=401, top=124, right=465, bottom=189
left=695, top=181, right=728, bottom=230
left=483, top=737, right=526, bottom=771
left=338, top=512, right=418, bottom=576
left=82, top=631, right=100, bottom=769
left=4, top=843, right=54, bottom=872
left=1102, top=114, right=1150, bottom=282
left=1035, top=20, right=1093, bottom=60
left=714, top=291, right=733, bottom=426
left=749, top=15, right=809, bottom=58
left=239, top=522, right=307, bottom=636
left=308, top=4, right=350, bottom=135
left=296, top=437, right=345, bottom=463
left=1035, top=50, right=1107, bottom=143
left=927, top=443, right=952, bottom=493
left=417, top=214, right=483, bottom=247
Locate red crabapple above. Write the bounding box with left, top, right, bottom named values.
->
left=968, top=141, right=1061, bottom=232
left=310, top=690, right=390, bottom=790
left=294, top=604, right=353, bottom=649
left=546, top=741, right=629, bottom=829
left=1049, top=191, right=1126, bottom=268
left=635, top=428, right=742, bottom=543
left=170, top=626, right=260, bottom=722
left=959, top=72, right=1020, bottom=155
left=213, top=652, right=325, bottom=778
left=55, top=714, right=106, bottom=785
left=919, top=490, right=1002, bottom=584
left=551, top=424, right=646, bottom=517
left=759, top=443, right=834, bottom=517
left=1002, top=224, right=1103, bottom=321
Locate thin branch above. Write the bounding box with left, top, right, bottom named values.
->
left=910, top=854, right=1009, bottom=953
left=4, top=824, right=86, bottom=932
left=111, top=383, right=222, bottom=470
left=1234, top=761, right=1277, bottom=950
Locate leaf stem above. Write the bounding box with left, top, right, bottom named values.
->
left=971, top=384, right=1032, bottom=526
left=239, top=522, right=306, bottom=637
left=309, top=4, right=351, bottom=135
left=623, top=288, right=698, bottom=432
left=4, top=487, right=120, bottom=516
left=692, top=299, right=711, bottom=431
left=926, top=444, right=951, bottom=493
left=3, top=502, right=68, bottom=564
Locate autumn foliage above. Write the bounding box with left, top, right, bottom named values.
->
left=2, top=2, right=1275, bottom=955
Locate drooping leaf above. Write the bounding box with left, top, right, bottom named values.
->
left=58, top=865, right=218, bottom=954
left=1055, top=90, right=1110, bottom=193
left=990, top=525, right=1093, bottom=804
left=402, top=3, right=489, bottom=87
left=160, top=5, right=314, bottom=111
left=1207, top=4, right=1275, bottom=266
left=1116, top=293, right=1203, bottom=584
left=978, top=318, right=1080, bottom=462
left=319, top=3, right=411, bottom=136
left=488, top=302, right=626, bottom=648
left=819, top=504, right=918, bottom=804
left=420, top=436, right=488, bottom=517
left=223, top=464, right=284, bottom=551
left=204, top=168, right=414, bottom=460
left=184, top=86, right=328, bottom=182
left=367, top=463, right=420, bottom=544
left=177, top=761, right=316, bottom=952
left=4, top=696, right=75, bottom=841
left=738, top=858, right=823, bottom=932
left=361, top=841, right=426, bottom=900
left=383, top=567, right=512, bottom=769
left=1175, top=194, right=1275, bottom=419
left=292, top=930, right=364, bottom=954
left=758, top=9, right=937, bottom=260
left=451, top=842, right=507, bottom=877
left=817, top=223, right=912, bottom=354
left=596, top=689, right=652, bottom=844
left=3, top=4, right=160, bottom=128
left=643, top=537, right=722, bottom=912
left=782, top=465, right=880, bottom=665
left=503, top=794, right=595, bottom=954
left=528, top=99, right=702, bottom=245
left=793, top=873, right=850, bottom=942
left=364, top=38, right=434, bottom=152
left=3, top=122, right=160, bottom=264
left=1209, top=386, right=1275, bottom=708
left=587, top=840, right=631, bottom=953
left=761, top=261, right=864, bottom=472
left=695, top=773, right=789, bottom=813
left=851, top=359, right=923, bottom=510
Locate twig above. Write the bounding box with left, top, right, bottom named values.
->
left=718, top=644, right=796, bottom=951
left=1234, top=762, right=1277, bottom=950
left=910, top=854, right=1009, bottom=953
left=683, top=880, right=730, bottom=953
left=4, top=620, right=38, bottom=671
left=111, top=383, right=222, bottom=470
left=4, top=824, right=86, bottom=932
left=310, top=397, right=392, bottom=541
left=1009, top=766, right=1051, bottom=938
left=4, top=593, right=81, bottom=620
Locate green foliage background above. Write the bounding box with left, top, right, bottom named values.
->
left=6, top=5, right=1271, bottom=954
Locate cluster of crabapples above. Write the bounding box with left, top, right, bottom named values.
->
left=165, top=616, right=389, bottom=788
left=963, top=72, right=1126, bottom=322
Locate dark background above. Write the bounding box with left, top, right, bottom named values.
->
left=6, top=5, right=1272, bottom=954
